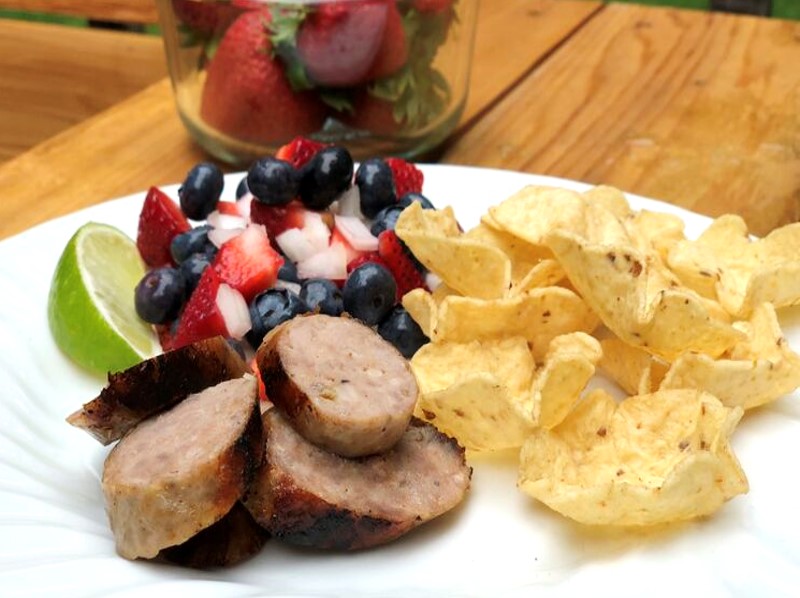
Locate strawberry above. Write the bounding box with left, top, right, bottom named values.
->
left=171, top=0, right=238, bottom=34
left=216, top=201, right=241, bottom=216
left=200, top=9, right=327, bottom=145
left=212, top=224, right=284, bottom=303
left=172, top=268, right=229, bottom=349
left=366, top=1, right=408, bottom=80
left=346, top=251, right=387, bottom=274
left=385, top=157, right=424, bottom=198
left=137, top=186, right=191, bottom=267
left=250, top=200, right=306, bottom=246
left=296, top=1, right=390, bottom=87
left=342, top=90, right=400, bottom=134
left=330, top=226, right=364, bottom=264
left=275, top=136, right=326, bottom=169
left=377, top=230, right=426, bottom=299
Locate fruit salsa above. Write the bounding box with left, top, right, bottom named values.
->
left=133, top=137, right=434, bottom=362
left=157, top=0, right=478, bottom=163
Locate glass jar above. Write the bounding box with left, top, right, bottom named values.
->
left=155, top=0, right=478, bottom=166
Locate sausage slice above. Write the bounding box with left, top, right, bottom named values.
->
left=158, top=502, right=269, bottom=568
left=257, top=314, right=418, bottom=457
left=68, top=336, right=249, bottom=445
left=244, top=409, right=472, bottom=550
left=102, top=375, right=262, bottom=560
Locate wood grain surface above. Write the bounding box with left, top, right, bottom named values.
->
left=0, top=20, right=165, bottom=162
left=0, top=0, right=159, bottom=23
left=443, top=4, right=800, bottom=236
left=0, top=0, right=600, bottom=240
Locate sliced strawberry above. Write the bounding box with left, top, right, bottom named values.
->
left=216, top=201, right=241, bottom=216
left=378, top=230, right=426, bottom=299
left=250, top=199, right=306, bottom=245
left=275, top=137, right=327, bottom=169
left=213, top=224, right=284, bottom=303
left=346, top=251, right=386, bottom=274
left=296, top=1, right=390, bottom=87
left=413, top=0, right=453, bottom=13
left=173, top=268, right=229, bottom=349
left=366, top=1, right=408, bottom=80
left=385, top=157, right=424, bottom=199
left=154, top=323, right=177, bottom=353
left=137, top=186, right=191, bottom=267
left=171, top=0, right=239, bottom=34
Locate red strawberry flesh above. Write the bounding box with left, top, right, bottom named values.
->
left=173, top=267, right=229, bottom=349
left=386, top=157, right=424, bottom=199
left=275, top=137, right=327, bottom=169
left=136, top=186, right=191, bottom=268
left=377, top=230, right=426, bottom=299
left=212, top=224, right=284, bottom=303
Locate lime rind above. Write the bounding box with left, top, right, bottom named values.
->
left=48, top=223, right=160, bottom=375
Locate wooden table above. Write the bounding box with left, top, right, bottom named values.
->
left=1, top=0, right=798, bottom=240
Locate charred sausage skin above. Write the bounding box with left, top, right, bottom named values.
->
left=244, top=409, right=472, bottom=550
left=68, top=336, right=249, bottom=445
left=102, top=376, right=263, bottom=560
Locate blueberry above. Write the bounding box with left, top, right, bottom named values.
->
left=298, top=146, right=354, bottom=211
left=246, top=288, right=309, bottom=348
left=134, top=267, right=186, bottom=325
left=300, top=278, right=344, bottom=316
left=370, top=204, right=405, bottom=237
left=397, top=192, right=435, bottom=210
left=378, top=306, right=429, bottom=358
left=342, top=263, right=396, bottom=326
left=277, top=258, right=300, bottom=284
left=247, top=157, right=298, bottom=206
left=178, top=252, right=212, bottom=295
left=236, top=175, right=249, bottom=199
left=170, top=225, right=213, bottom=264
left=179, top=162, right=224, bottom=220
left=355, top=158, right=396, bottom=219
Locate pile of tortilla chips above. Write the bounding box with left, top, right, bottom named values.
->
left=396, top=186, right=800, bottom=527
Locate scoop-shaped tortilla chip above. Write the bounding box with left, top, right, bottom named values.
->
left=518, top=389, right=748, bottom=526
left=667, top=215, right=800, bottom=318
left=660, top=303, right=800, bottom=410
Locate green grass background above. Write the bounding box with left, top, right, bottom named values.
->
left=1, top=1, right=798, bottom=25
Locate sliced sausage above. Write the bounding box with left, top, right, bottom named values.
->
left=244, top=409, right=472, bottom=550
left=102, top=375, right=263, bottom=560
left=67, top=336, right=249, bottom=445
left=257, top=314, right=418, bottom=457
left=158, top=502, right=269, bottom=568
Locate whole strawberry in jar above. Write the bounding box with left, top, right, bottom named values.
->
left=155, top=0, right=478, bottom=165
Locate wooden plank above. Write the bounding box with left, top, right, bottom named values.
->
left=0, top=20, right=166, bottom=161
left=0, top=0, right=159, bottom=23
left=443, top=4, right=800, bottom=235
left=0, top=78, right=211, bottom=240
left=0, top=0, right=601, bottom=240
left=462, top=0, right=601, bottom=124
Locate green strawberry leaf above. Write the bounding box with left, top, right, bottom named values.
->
left=266, top=5, right=315, bottom=92
left=320, top=90, right=355, bottom=114
left=368, top=7, right=453, bottom=129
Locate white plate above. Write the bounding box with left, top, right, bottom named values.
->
left=1, top=165, right=799, bottom=598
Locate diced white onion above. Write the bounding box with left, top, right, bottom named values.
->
left=425, top=271, right=442, bottom=291
left=207, top=210, right=248, bottom=230
left=273, top=279, right=302, bottom=295
left=236, top=193, right=253, bottom=219
left=276, top=228, right=317, bottom=263
left=332, top=185, right=363, bottom=219
left=297, top=243, right=348, bottom=281
left=333, top=215, right=379, bottom=251
left=216, top=283, right=251, bottom=339
left=208, top=227, right=244, bottom=248
left=302, top=210, right=332, bottom=254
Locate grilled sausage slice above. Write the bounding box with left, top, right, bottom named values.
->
left=102, top=375, right=263, bottom=560
left=257, top=314, right=418, bottom=457
left=67, top=336, right=249, bottom=445
left=158, top=502, right=269, bottom=568
left=244, top=409, right=471, bottom=550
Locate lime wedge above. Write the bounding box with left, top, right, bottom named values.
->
left=48, top=222, right=161, bottom=374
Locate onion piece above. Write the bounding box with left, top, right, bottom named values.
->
left=425, top=271, right=442, bottom=292
left=208, top=227, right=244, bottom=248
left=297, top=243, right=348, bottom=281
left=276, top=228, right=317, bottom=263
left=333, top=215, right=379, bottom=251
left=302, top=210, right=332, bottom=254
left=236, top=193, right=253, bottom=219
left=216, top=283, right=251, bottom=339
left=333, top=185, right=363, bottom=219
left=273, top=279, right=302, bottom=295
left=207, top=210, right=248, bottom=230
